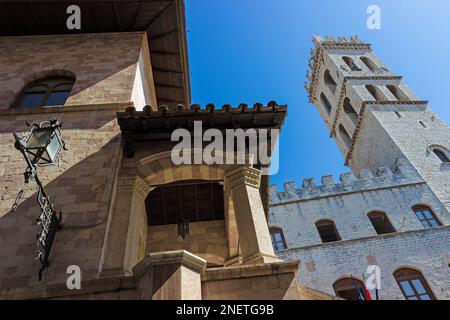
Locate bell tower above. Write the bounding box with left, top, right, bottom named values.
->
left=305, top=35, right=450, bottom=212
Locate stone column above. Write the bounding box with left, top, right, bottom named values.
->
left=133, top=250, right=206, bottom=300
left=224, top=167, right=278, bottom=264
left=223, top=187, right=242, bottom=266
left=101, top=175, right=151, bottom=277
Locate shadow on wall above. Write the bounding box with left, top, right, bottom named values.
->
left=0, top=115, right=121, bottom=290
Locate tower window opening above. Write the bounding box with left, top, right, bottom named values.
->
left=333, top=277, right=367, bottom=300
left=419, top=121, right=427, bottom=128
left=324, top=69, right=337, bottom=94
left=14, top=76, right=75, bottom=108
left=316, top=219, right=341, bottom=243
left=395, top=111, right=403, bottom=118
left=412, top=205, right=442, bottom=228
left=320, top=92, right=333, bottom=114
left=365, top=84, right=387, bottom=101
left=360, top=56, right=379, bottom=72
left=343, top=97, right=358, bottom=125
left=338, top=124, right=352, bottom=149
left=432, top=148, right=450, bottom=163
left=387, top=85, right=410, bottom=101
left=342, top=56, right=361, bottom=71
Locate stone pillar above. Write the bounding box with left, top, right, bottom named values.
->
left=101, top=175, right=151, bottom=277
left=224, top=167, right=278, bottom=264
left=223, top=187, right=242, bottom=266
left=133, top=250, right=206, bottom=300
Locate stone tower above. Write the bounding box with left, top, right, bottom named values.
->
left=305, top=35, right=450, bottom=212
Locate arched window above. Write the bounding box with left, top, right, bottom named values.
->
left=333, top=277, right=368, bottom=300
left=433, top=148, right=450, bottom=163
left=338, top=124, right=352, bottom=148
left=343, top=97, right=358, bottom=125
left=324, top=69, right=337, bottom=94
left=368, top=211, right=396, bottom=234
left=269, top=227, right=287, bottom=251
left=412, top=205, right=442, bottom=228
left=360, top=56, right=379, bottom=72
left=316, top=219, right=341, bottom=243
left=386, top=85, right=410, bottom=101
left=14, top=76, right=75, bottom=108
left=394, top=268, right=436, bottom=300
left=365, top=84, right=386, bottom=101
left=342, top=56, right=361, bottom=71
left=320, top=92, right=332, bottom=114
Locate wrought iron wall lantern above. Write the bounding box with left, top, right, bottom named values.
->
left=12, top=119, right=66, bottom=280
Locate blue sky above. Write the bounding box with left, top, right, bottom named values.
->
left=185, top=0, right=450, bottom=189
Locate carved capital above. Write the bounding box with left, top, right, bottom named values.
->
left=117, top=176, right=151, bottom=199
left=224, top=167, right=261, bottom=191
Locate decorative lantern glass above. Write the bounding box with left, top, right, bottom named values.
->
left=24, top=127, right=63, bottom=165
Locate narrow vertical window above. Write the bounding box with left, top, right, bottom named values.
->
left=394, top=268, right=436, bottom=300
left=316, top=219, right=341, bottom=243
left=365, top=84, right=386, bottom=101
left=368, top=211, right=396, bottom=234
left=333, top=277, right=368, bottom=300
left=14, top=76, right=75, bottom=108
left=269, top=227, right=287, bottom=251
left=412, top=205, right=442, bottom=228
left=338, top=124, right=352, bottom=149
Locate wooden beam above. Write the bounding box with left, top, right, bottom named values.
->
left=131, top=0, right=143, bottom=31
left=143, top=0, right=173, bottom=31
left=112, top=2, right=123, bottom=31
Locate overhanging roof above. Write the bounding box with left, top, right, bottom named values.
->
left=0, top=0, right=191, bottom=108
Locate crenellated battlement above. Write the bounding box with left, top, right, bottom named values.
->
left=270, top=158, right=424, bottom=204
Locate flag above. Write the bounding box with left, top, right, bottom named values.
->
left=361, top=272, right=372, bottom=300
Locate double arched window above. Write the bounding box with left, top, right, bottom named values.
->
left=14, top=76, right=75, bottom=108
left=320, top=92, right=332, bottom=115
left=360, top=56, right=379, bottom=72
left=342, top=56, right=361, bottom=71
left=394, top=268, right=436, bottom=300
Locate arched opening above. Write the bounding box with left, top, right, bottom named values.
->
left=343, top=97, right=358, bottom=125
left=394, top=268, right=436, bottom=300
left=145, top=179, right=228, bottom=266
left=386, top=85, right=410, bottom=101
left=338, top=124, right=352, bottom=149
left=432, top=148, right=450, bottom=163
left=14, top=75, right=75, bottom=108
left=360, top=56, right=379, bottom=72
left=333, top=277, right=368, bottom=300
left=342, top=56, right=361, bottom=71
left=315, top=219, right=341, bottom=243
left=269, top=226, right=287, bottom=251
left=365, top=84, right=386, bottom=101
left=324, top=69, right=337, bottom=94
left=320, top=92, right=333, bottom=114
left=411, top=205, right=442, bottom=228
left=367, top=211, right=396, bottom=234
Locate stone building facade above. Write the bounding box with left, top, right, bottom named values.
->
left=0, top=1, right=336, bottom=300
left=269, top=36, right=450, bottom=300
